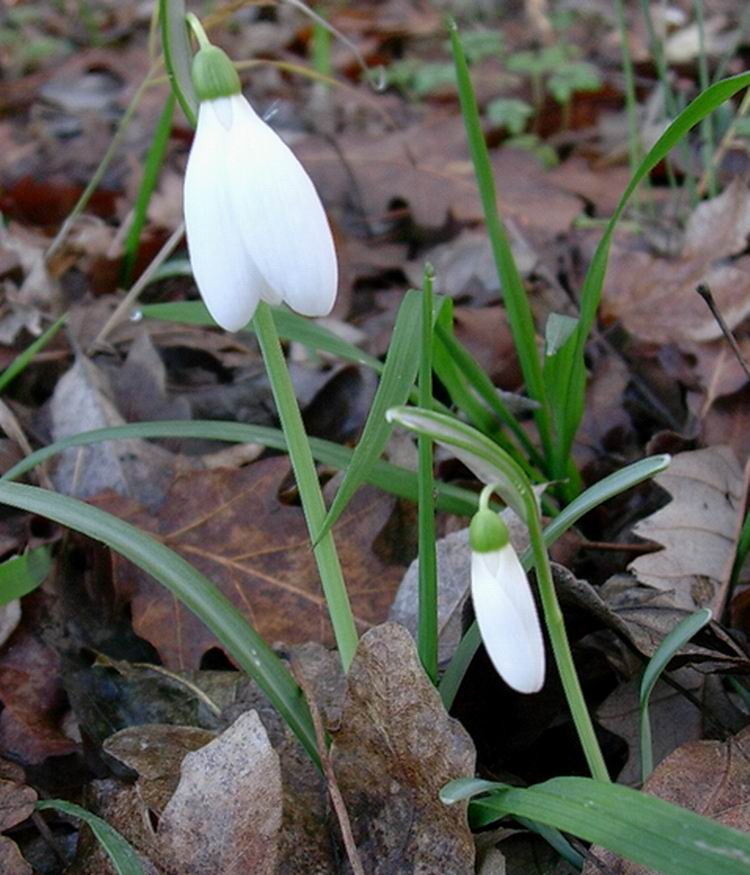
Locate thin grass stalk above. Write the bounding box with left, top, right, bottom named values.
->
left=448, top=20, right=554, bottom=471
left=694, top=0, right=716, bottom=196
left=121, top=92, right=176, bottom=287
left=417, top=265, right=438, bottom=682
left=45, top=62, right=161, bottom=261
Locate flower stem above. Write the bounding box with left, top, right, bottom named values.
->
left=253, top=302, right=358, bottom=669
left=185, top=12, right=211, bottom=50
left=417, top=264, right=438, bottom=682
left=526, top=509, right=610, bottom=782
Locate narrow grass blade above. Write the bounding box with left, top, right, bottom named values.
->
left=0, top=546, right=51, bottom=606
left=37, top=800, right=145, bottom=875
left=0, top=314, right=66, bottom=395
left=417, top=267, right=438, bottom=682
left=319, top=290, right=422, bottom=540
left=434, top=320, right=542, bottom=467
left=160, top=0, right=197, bottom=125
left=121, top=93, right=175, bottom=287
left=0, top=482, right=319, bottom=765
left=640, top=608, right=712, bottom=782
left=0, top=420, right=479, bottom=517
left=387, top=405, right=534, bottom=522
left=141, top=301, right=384, bottom=372
left=449, top=19, right=553, bottom=465
left=462, top=776, right=750, bottom=875
left=439, top=454, right=672, bottom=708
left=557, top=70, right=750, bottom=469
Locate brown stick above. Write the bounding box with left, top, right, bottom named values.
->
left=289, top=657, right=366, bottom=875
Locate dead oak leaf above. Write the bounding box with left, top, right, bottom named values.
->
left=298, top=116, right=582, bottom=233
left=96, top=457, right=406, bottom=669
left=628, top=446, right=746, bottom=612
left=157, top=712, right=281, bottom=875
left=602, top=179, right=750, bottom=345
left=331, top=623, right=476, bottom=874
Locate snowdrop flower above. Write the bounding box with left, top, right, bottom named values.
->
left=184, top=41, right=338, bottom=331
left=469, top=504, right=545, bottom=693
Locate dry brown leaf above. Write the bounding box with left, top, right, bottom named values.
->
left=628, top=446, right=746, bottom=611
left=583, top=725, right=750, bottom=874
left=50, top=355, right=176, bottom=509
left=0, top=593, right=78, bottom=765
left=602, top=180, right=750, bottom=345
left=597, top=667, right=704, bottom=785
left=0, top=761, right=36, bottom=875
left=97, top=457, right=406, bottom=669
left=331, top=623, right=476, bottom=874
left=299, top=119, right=582, bottom=233
left=103, top=725, right=216, bottom=813
left=0, top=839, right=33, bottom=875
left=556, top=566, right=749, bottom=673
left=157, top=711, right=281, bottom=875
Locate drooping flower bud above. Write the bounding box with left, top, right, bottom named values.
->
left=469, top=508, right=545, bottom=694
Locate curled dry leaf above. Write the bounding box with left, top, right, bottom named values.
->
left=331, top=623, right=476, bottom=874
left=628, top=446, right=746, bottom=612
left=556, top=566, right=749, bottom=673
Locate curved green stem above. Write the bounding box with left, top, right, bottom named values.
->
left=525, top=509, right=610, bottom=782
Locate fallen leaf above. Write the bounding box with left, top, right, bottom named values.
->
left=50, top=355, right=176, bottom=509
left=0, top=770, right=36, bottom=832
left=0, top=592, right=78, bottom=765
left=0, top=839, right=32, bottom=875
left=558, top=567, right=749, bottom=673
left=583, top=724, right=750, bottom=874
left=331, top=623, right=476, bottom=873
left=628, top=446, right=746, bottom=611
left=299, top=120, right=582, bottom=233
left=98, top=457, right=407, bottom=669
left=157, top=711, right=281, bottom=875
left=602, top=180, right=750, bottom=345
left=597, top=667, right=704, bottom=785
left=104, top=724, right=217, bottom=812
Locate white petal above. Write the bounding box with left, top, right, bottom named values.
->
left=184, top=99, right=268, bottom=331
left=471, top=545, right=545, bottom=693
left=225, top=95, right=338, bottom=317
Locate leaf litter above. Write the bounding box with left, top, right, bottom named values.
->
left=2, top=0, right=750, bottom=872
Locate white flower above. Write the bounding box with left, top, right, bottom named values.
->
left=470, top=510, right=545, bottom=693
left=184, top=92, right=338, bottom=331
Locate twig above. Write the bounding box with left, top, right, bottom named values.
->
left=289, top=656, right=365, bottom=875
left=87, top=221, right=184, bottom=354
left=696, top=283, right=750, bottom=382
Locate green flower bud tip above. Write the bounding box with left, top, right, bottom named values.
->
left=192, top=45, right=241, bottom=102
left=469, top=509, right=510, bottom=553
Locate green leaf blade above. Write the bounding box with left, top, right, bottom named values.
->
left=37, top=800, right=145, bottom=875
left=318, top=290, right=423, bottom=539
left=0, top=482, right=319, bottom=766
left=469, top=777, right=750, bottom=875
left=160, top=0, right=197, bottom=125
left=0, top=546, right=51, bottom=605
